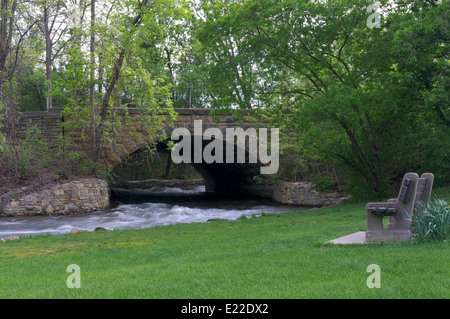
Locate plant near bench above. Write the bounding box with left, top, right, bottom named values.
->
left=410, top=198, right=450, bottom=242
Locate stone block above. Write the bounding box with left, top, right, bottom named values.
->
left=2, top=178, right=110, bottom=217
left=273, top=181, right=350, bottom=207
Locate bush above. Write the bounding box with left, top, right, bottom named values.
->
left=410, top=198, right=450, bottom=242
left=0, top=125, right=106, bottom=197
left=309, top=174, right=339, bottom=192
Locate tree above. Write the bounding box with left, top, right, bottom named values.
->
left=24, top=0, right=85, bottom=111
left=192, top=0, right=449, bottom=195
left=89, top=0, right=95, bottom=158
left=386, top=0, right=450, bottom=186
left=389, top=0, right=449, bottom=127
left=39, top=0, right=64, bottom=110
left=54, top=0, right=179, bottom=165
left=194, top=0, right=261, bottom=109
left=0, top=0, right=17, bottom=108
left=94, top=0, right=157, bottom=160
left=0, top=0, right=39, bottom=133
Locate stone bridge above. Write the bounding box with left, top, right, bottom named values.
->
left=13, top=108, right=276, bottom=198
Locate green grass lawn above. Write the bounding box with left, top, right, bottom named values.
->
left=1, top=188, right=449, bottom=299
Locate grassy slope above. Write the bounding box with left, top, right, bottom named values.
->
left=0, top=188, right=449, bottom=299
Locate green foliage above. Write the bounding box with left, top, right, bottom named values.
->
left=52, top=148, right=106, bottom=181
left=16, top=70, right=47, bottom=111
left=252, top=175, right=263, bottom=185
left=416, top=127, right=450, bottom=188
left=411, top=198, right=450, bottom=243
left=56, top=45, right=92, bottom=137
left=0, top=126, right=106, bottom=197
left=47, top=0, right=179, bottom=162
left=0, top=126, right=52, bottom=181
left=0, top=118, right=5, bottom=153
left=18, top=126, right=50, bottom=175
left=190, top=0, right=449, bottom=197
left=309, top=174, right=339, bottom=193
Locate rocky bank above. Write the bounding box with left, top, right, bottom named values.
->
left=273, top=181, right=350, bottom=207
left=1, top=178, right=110, bottom=216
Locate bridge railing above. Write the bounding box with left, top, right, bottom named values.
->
left=171, top=82, right=211, bottom=109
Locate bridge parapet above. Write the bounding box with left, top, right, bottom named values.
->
left=11, top=107, right=262, bottom=149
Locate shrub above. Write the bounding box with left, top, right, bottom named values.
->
left=310, top=174, right=339, bottom=192
left=0, top=125, right=106, bottom=197
left=410, top=198, right=450, bottom=242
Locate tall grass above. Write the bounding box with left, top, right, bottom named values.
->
left=411, top=198, right=450, bottom=242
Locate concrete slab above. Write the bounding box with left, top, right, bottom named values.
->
left=326, top=231, right=366, bottom=244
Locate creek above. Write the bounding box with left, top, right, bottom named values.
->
left=0, top=184, right=307, bottom=239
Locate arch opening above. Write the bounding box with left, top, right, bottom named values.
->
left=156, top=135, right=273, bottom=198
left=109, top=134, right=274, bottom=199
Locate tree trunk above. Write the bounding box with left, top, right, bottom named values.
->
left=0, top=0, right=16, bottom=110
left=165, top=155, right=172, bottom=178
left=89, top=0, right=96, bottom=158
left=93, top=0, right=149, bottom=161
left=0, top=0, right=8, bottom=108
left=44, top=3, right=52, bottom=111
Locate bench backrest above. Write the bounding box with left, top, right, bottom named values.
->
left=414, top=173, right=434, bottom=214
left=394, top=172, right=419, bottom=230
left=416, top=178, right=428, bottom=202
left=398, top=178, right=415, bottom=203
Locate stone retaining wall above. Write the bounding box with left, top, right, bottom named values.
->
left=273, top=181, right=350, bottom=207
left=1, top=178, right=110, bottom=216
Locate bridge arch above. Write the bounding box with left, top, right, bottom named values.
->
left=109, top=134, right=274, bottom=198
left=154, top=135, right=271, bottom=197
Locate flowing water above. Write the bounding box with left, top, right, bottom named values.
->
left=0, top=185, right=307, bottom=239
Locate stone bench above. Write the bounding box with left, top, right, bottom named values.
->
left=365, top=173, right=434, bottom=241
